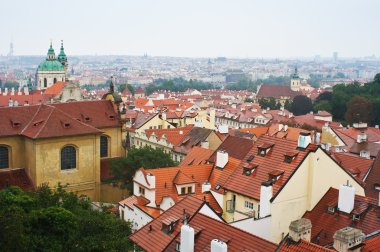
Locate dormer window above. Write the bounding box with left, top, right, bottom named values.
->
left=328, top=206, right=335, bottom=214
left=11, top=120, right=21, bottom=128
left=257, top=142, right=274, bottom=157
left=352, top=214, right=361, bottom=221
left=284, top=151, right=298, bottom=163
left=139, top=186, right=145, bottom=196
left=243, top=163, right=257, bottom=176
left=269, top=170, right=284, bottom=182
left=246, top=155, right=254, bottom=162
left=161, top=218, right=179, bottom=235
left=63, top=122, right=71, bottom=128
left=215, top=184, right=221, bottom=190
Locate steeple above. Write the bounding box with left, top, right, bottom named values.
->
left=58, top=40, right=68, bottom=73
left=47, top=42, right=56, bottom=60
left=290, top=65, right=301, bottom=91
left=291, top=66, right=300, bottom=79
left=109, top=76, right=115, bottom=93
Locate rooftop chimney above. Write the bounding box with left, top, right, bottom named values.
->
left=278, top=124, right=284, bottom=131
left=297, top=132, right=311, bottom=149
left=338, top=182, right=355, bottom=214
left=216, top=150, right=228, bottom=169
left=289, top=218, right=312, bottom=242
left=23, top=86, right=29, bottom=95
left=180, top=224, right=194, bottom=252
left=162, top=112, right=167, bottom=121
left=259, top=182, right=272, bottom=218
left=356, top=133, right=367, bottom=143
left=333, top=227, right=365, bottom=252
left=201, top=181, right=211, bottom=193
left=218, top=124, right=228, bottom=134
left=211, top=239, right=227, bottom=252
left=11, top=87, right=14, bottom=96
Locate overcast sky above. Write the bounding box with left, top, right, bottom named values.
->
left=1, top=0, right=379, bottom=58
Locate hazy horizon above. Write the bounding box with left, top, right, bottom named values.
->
left=1, top=0, right=379, bottom=58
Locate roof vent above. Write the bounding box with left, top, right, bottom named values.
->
left=33, top=120, right=44, bottom=126
left=62, top=122, right=71, bottom=128
left=11, top=120, right=21, bottom=128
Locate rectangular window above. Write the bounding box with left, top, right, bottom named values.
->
left=244, top=201, right=254, bottom=210
left=139, top=187, right=145, bottom=196
left=0, top=146, right=9, bottom=169
left=187, top=186, right=192, bottom=194
left=181, top=187, right=186, bottom=195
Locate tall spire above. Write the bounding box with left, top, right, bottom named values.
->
left=47, top=41, right=55, bottom=60
left=109, top=76, right=115, bottom=93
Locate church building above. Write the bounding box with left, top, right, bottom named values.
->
left=36, top=41, right=68, bottom=90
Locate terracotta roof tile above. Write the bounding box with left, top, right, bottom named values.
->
left=277, top=238, right=334, bottom=252
left=364, top=151, right=380, bottom=201
left=208, top=135, right=254, bottom=162
left=180, top=147, right=213, bottom=166
left=331, top=153, right=373, bottom=181
left=303, top=188, right=380, bottom=247
left=257, top=85, right=301, bottom=99
left=222, top=135, right=318, bottom=200
left=362, top=233, right=380, bottom=251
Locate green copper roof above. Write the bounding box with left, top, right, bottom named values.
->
left=58, top=40, right=67, bottom=62
left=38, top=60, right=65, bottom=71
left=291, top=66, right=299, bottom=79
left=48, top=43, right=55, bottom=55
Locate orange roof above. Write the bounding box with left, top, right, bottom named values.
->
left=237, top=126, right=269, bottom=137
left=303, top=187, right=380, bottom=246
left=362, top=234, right=380, bottom=251
left=209, top=157, right=242, bottom=194
left=221, top=135, right=318, bottom=200
left=145, top=125, right=193, bottom=146
left=130, top=196, right=277, bottom=252
left=277, top=238, right=334, bottom=252
left=332, top=152, right=373, bottom=181
left=44, top=81, right=65, bottom=95
left=140, top=164, right=214, bottom=205
left=179, top=146, right=213, bottom=166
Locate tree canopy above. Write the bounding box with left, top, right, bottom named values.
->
left=145, top=78, right=216, bottom=95
left=0, top=185, right=133, bottom=252
left=111, top=146, right=177, bottom=190
left=291, top=95, right=313, bottom=116
left=344, top=96, right=372, bottom=124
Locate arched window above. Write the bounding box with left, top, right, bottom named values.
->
left=44, top=78, right=47, bottom=88
left=0, top=146, right=9, bottom=169
left=100, top=135, right=109, bottom=158
left=61, top=146, right=76, bottom=170
left=53, top=78, right=57, bottom=84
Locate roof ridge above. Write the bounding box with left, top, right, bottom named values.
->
left=19, top=104, right=44, bottom=136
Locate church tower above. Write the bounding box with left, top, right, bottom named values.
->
left=36, top=42, right=66, bottom=90
left=58, top=40, right=68, bottom=74
left=290, top=66, right=301, bottom=91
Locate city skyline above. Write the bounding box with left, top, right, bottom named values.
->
left=1, top=0, right=379, bottom=58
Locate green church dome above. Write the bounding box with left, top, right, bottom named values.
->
left=38, top=60, right=65, bottom=71
left=58, top=40, right=67, bottom=63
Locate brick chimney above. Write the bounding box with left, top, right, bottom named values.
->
left=333, top=227, right=365, bottom=252
left=289, top=218, right=312, bottom=242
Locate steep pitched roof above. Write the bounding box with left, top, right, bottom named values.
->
left=277, top=238, right=334, bottom=252
left=208, top=135, right=254, bottom=162
left=145, top=125, right=193, bottom=146
left=331, top=153, right=373, bottom=181
left=303, top=187, right=380, bottom=247
left=130, top=196, right=277, bottom=252
left=237, top=127, right=269, bottom=138
left=222, top=135, right=318, bottom=200
left=21, top=104, right=102, bottom=139
left=364, top=151, right=380, bottom=201
left=257, top=85, right=301, bottom=99
left=179, top=146, right=213, bottom=166
left=129, top=196, right=205, bottom=252
left=362, top=233, right=380, bottom=251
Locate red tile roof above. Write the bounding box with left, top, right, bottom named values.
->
left=129, top=196, right=205, bottom=252
left=364, top=152, right=380, bottom=201
left=44, top=81, right=65, bottom=95
left=362, top=233, right=380, bottom=251
left=222, top=135, right=318, bottom=200
left=237, top=127, right=269, bottom=137
left=140, top=164, right=214, bottom=205
left=277, top=238, right=334, bottom=252
left=303, top=187, right=380, bottom=247
left=179, top=146, right=214, bottom=166
left=331, top=153, right=373, bottom=181
left=257, top=85, right=301, bottom=99
left=145, top=125, right=193, bottom=146
left=208, top=135, right=254, bottom=162
left=0, top=168, right=34, bottom=191
left=130, top=196, right=277, bottom=252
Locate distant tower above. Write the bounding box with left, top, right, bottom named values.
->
left=57, top=40, right=68, bottom=73
left=7, top=41, right=14, bottom=57
left=290, top=66, right=301, bottom=91
left=333, top=52, right=338, bottom=62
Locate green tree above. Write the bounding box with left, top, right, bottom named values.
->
left=284, top=99, right=292, bottom=111
left=313, top=100, right=332, bottom=113
left=291, top=95, right=313, bottom=116
left=344, top=96, right=372, bottom=124
left=0, top=185, right=133, bottom=252
left=111, top=146, right=177, bottom=189
left=258, top=97, right=277, bottom=110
